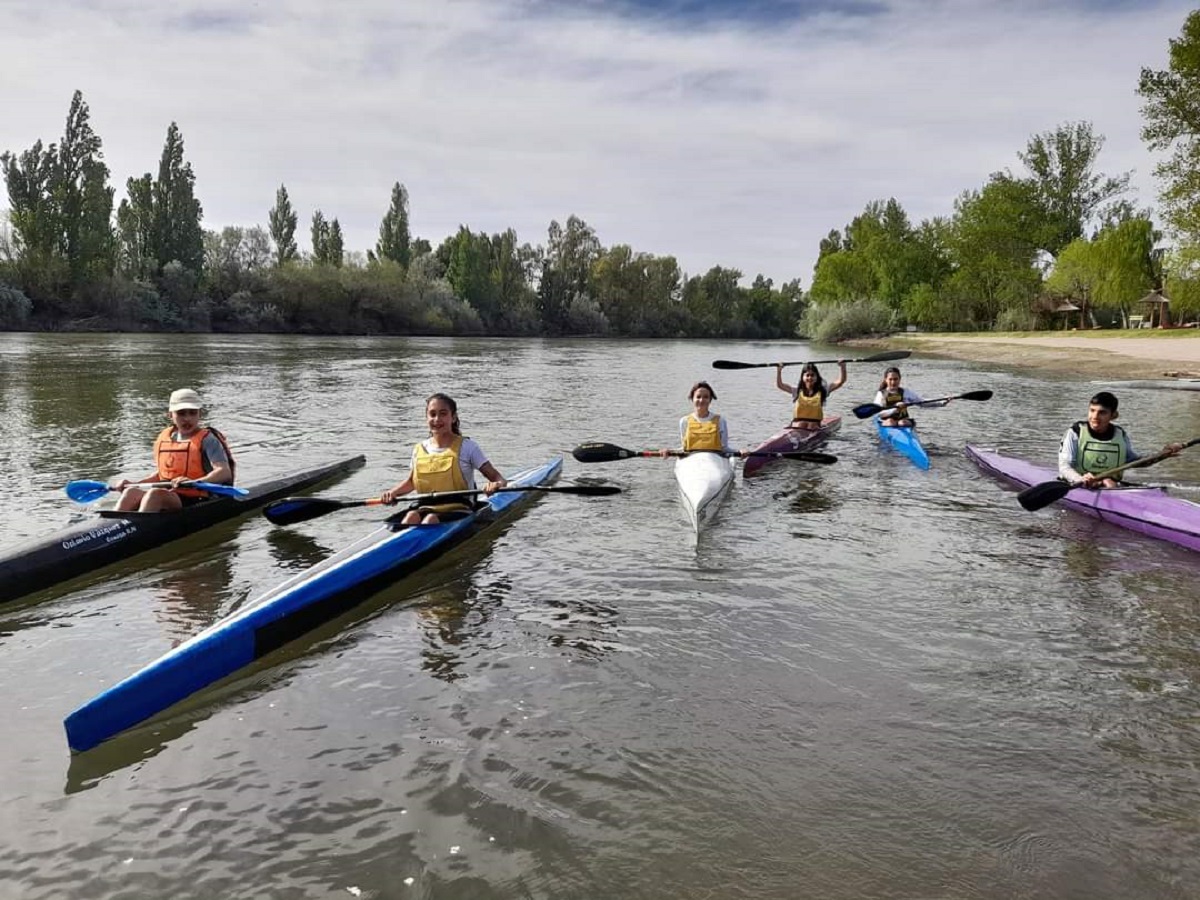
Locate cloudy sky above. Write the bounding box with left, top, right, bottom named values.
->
left=0, top=0, right=1192, bottom=286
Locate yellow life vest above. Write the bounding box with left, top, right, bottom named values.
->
left=683, top=414, right=723, bottom=451
left=413, top=435, right=472, bottom=515
left=792, top=391, right=823, bottom=423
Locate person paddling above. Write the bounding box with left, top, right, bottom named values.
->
left=776, top=360, right=846, bottom=430
left=661, top=381, right=745, bottom=457
left=873, top=366, right=946, bottom=427
left=1058, top=391, right=1184, bottom=488
left=115, top=388, right=236, bottom=513
left=380, top=393, right=507, bottom=525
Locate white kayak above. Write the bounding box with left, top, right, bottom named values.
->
left=674, top=451, right=735, bottom=532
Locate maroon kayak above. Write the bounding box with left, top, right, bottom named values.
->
left=965, top=444, right=1200, bottom=554
left=743, top=416, right=842, bottom=478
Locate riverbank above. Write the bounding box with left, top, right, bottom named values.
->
left=857, top=331, right=1200, bottom=380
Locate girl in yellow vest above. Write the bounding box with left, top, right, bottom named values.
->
left=114, top=388, right=235, bottom=513
left=381, top=393, right=507, bottom=525
left=775, top=360, right=846, bottom=429
left=660, top=381, right=745, bottom=456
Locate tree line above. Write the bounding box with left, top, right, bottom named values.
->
left=4, top=9, right=1200, bottom=339
left=0, top=93, right=801, bottom=338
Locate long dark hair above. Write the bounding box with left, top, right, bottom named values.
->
left=689, top=381, right=717, bottom=401
left=796, top=363, right=826, bottom=400
left=878, top=366, right=902, bottom=392
left=426, top=392, right=461, bottom=434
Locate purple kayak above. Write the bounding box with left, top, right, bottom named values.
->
left=965, top=444, right=1200, bottom=554
left=743, top=416, right=841, bottom=478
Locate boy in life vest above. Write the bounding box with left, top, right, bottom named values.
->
left=115, top=388, right=235, bottom=512
left=1058, top=391, right=1183, bottom=488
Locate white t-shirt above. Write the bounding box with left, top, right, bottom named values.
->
left=410, top=436, right=490, bottom=488
left=677, top=413, right=731, bottom=451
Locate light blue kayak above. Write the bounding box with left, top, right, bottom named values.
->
left=65, top=457, right=563, bottom=753
left=875, top=418, right=930, bottom=470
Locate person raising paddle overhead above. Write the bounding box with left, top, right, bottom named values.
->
left=776, top=360, right=846, bottom=430
left=380, top=393, right=507, bottom=525
left=114, top=388, right=235, bottom=513
left=1058, top=391, right=1183, bottom=489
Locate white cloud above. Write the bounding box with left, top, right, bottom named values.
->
left=0, top=0, right=1190, bottom=285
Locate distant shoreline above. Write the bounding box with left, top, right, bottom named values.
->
left=851, top=332, right=1200, bottom=380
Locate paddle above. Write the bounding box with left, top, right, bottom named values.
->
left=1016, top=437, right=1200, bottom=512
left=711, top=350, right=910, bottom=371
left=852, top=389, right=994, bottom=420
left=264, top=483, right=622, bottom=526
left=65, top=479, right=250, bottom=503
left=571, top=442, right=837, bottom=465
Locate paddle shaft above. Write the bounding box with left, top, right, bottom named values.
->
left=571, top=442, right=835, bottom=464
left=711, top=350, right=910, bottom=370
left=264, top=483, right=619, bottom=526
left=853, top=390, right=994, bottom=420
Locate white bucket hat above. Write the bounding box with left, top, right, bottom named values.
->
left=168, top=388, right=204, bottom=411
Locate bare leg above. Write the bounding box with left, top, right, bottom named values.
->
left=116, top=487, right=147, bottom=511
left=138, top=488, right=184, bottom=513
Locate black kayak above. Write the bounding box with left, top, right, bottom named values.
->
left=0, top=455, right=365, bottom=604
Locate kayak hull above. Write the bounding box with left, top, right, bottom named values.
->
left=875, top=419, right=931, bottom=470
left=674, top=452, right=735, bottom=532
left=743, top=416, right=841, bottom=478
left=64, top=457, right=562, bottom=752
left=965, top=445, right=1200, bottom=554
left=1, top=456, right=366, bottom=604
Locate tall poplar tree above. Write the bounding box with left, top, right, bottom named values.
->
left=268, top=183, right=298, bottom=266
left=152, top=122, right=204, bottom=274
left=376, top=181, right=411, bottom=267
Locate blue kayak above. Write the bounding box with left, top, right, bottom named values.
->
left=875, top=418, right=931, bottom=470
left=65, top=457, right=562, bottom=753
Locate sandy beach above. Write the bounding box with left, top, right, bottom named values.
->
left=868, top=332, right=1200, bottom=380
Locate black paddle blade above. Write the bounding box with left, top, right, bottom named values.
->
left=572, top=442, right=639, bottom=463
left=784, top=451, right=837, bottom=464
left=1016, top=480, right=1073, bottom=512
left=852, top=403, right=883, bottom=420
left=960, top=390, right=994, bottom=402
left=861, top=350, right=911, bottom=363
left=711, top=359, right=758, bottom=370
left=263, top=496, right=369, bottom=525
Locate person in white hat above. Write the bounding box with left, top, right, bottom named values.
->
left=114, top=388, right=236, bottom=512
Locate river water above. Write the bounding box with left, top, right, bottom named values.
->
left=0, top=333, right=1197, bottom=899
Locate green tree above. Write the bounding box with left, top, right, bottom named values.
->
left=376, top=182, right=411, bottom=268
left=116, top=174, right=154, bottom=278
left=1, top=91, right=115, bottom=305
left=1138, top=10, right=1200, bottom=241
left=328, top=219, right=344, bottom=268
left=946, top=174, right=1045, bottom=327
left=268, top=184, right=298, bottom=266
left=1018, top=121, right=1129, bottom=257
left=152, top=122, right=204, bottom=274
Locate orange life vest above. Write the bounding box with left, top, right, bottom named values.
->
left=154, top=426, right=236, bottom=498
left=792, top=390, right=824, bottom=423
